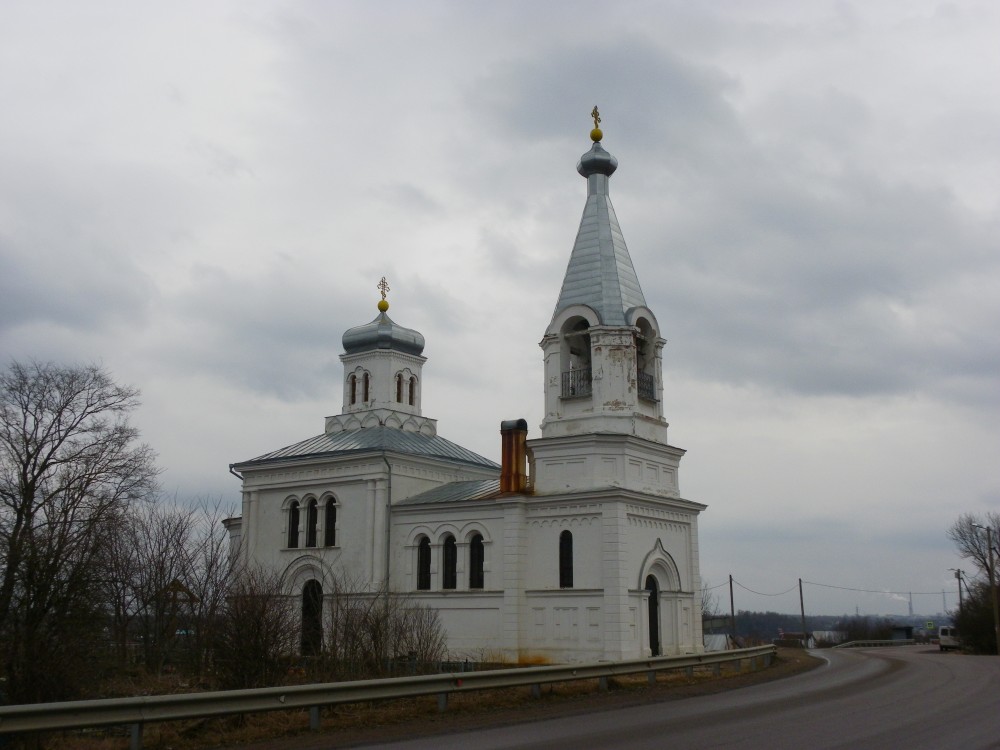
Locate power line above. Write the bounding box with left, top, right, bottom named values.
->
left=732, top=578, right=799, bottom=597
left=802, top=579, right=947, bottom=596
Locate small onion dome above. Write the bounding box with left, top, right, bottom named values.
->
left=342, top=306, right=425, bottom=356
left=577, top=140, right=618, bottom=178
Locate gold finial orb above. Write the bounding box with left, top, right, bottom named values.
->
left=377, top=276, right=390, bottom=311
left=590, top=127, right=603, bottom=142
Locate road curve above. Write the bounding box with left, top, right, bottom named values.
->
left=366, top=647, right=1000, bottom=750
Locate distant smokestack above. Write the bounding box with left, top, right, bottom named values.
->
left=499, top=419, right=528, bottom=493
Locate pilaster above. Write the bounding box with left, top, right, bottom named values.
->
left=502, top=501, right=527, bottom=660
left=601, top=502, right=631, bottom=660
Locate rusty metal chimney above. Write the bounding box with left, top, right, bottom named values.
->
left=499, top=419, right=528, bottom=493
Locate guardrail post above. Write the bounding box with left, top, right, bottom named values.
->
left=647, top=670, right=656, bottom=686
left=712, top=663, right=721, bottom=676
left=598, top=676, right=609, bottom=692
left=531, top=684, right=541, bottom=699
left=309, top=706, right=320, bottom=730
left=685, top=666, right=694, bottom=677
left=130, top=722, right=143, bottom=750
left=437, top=692, right=448, bottom=712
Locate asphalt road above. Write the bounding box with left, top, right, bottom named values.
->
left=365, top=647, right=1000, bottom=749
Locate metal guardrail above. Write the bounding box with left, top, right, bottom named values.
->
left=0, top=645, right=775, bottom=747
left=832, top=639, right=916, bottom=649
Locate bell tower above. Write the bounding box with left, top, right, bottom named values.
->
left=539, top=112, right=668, bottom=444
left=531, top=112, right=682, bottom=497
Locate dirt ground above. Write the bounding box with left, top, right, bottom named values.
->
left=217, top=648, right=824, bottom=750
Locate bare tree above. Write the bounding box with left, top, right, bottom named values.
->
left=213, top=565, right=298, bottom=690
left=325, top=573, right=447, bottom=679
left=101, top=505, right=145, bottom=667
left=124, top=502, right=197, bottom=673
left=947, top=512, right=1000, bottom=580
left=701, top=579, right=721, bottom=620
left=185, top=497, right=237, bottom=677
left=0, top=361, right=159, bottom=703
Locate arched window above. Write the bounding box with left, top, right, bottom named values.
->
left=287, top=502, right=300, bottom=548
left=442, top=535, right=457, bottom=590
left=305, top=499, right=318, bottom=548
left=301, top=580, right=323, bottom=656
left=324, top=498, right=337, bottom=546
left=408, top=376, right=416, bottom=405
left=416, top=536, right=431, bottom=590
left=469, top=533, right=484, bottom=589
left=363, top=372, right=370, bottom=402
left=396, top=373, right=403, bottom=403
left=350, top=374, right=357, bottom=405
left=559, top=530, right=573, bottom=588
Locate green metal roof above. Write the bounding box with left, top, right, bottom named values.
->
left=233, top=426, right=500, bottom=471
left=396, top=479, right=502, bottom=506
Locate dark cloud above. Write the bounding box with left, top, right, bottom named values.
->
left=469, top=36, right=743, bottom=164
left=154, top=262, right=351, bottom=400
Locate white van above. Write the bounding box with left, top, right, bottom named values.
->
left=939, top=626, right=960, bottom=651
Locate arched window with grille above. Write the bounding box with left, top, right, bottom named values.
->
left=324, top=498, right=337, bottom=546
left=305, top=499, right=318, bottom=548
left=408, top=376, right=416, bottom=405
left=287, top=502, right=300, bottom=548
left=416, top=536, right=431, bottom=590
left=350, top=374, right=358, bottom=405
left=469, top=533, right=484, bottom=589
left=396, top=373, right=403, bottom=402
left=442, top=535, right=457, bottom=590
left=559, top=530, right=573, bottom=588
left=363, top=372, right=370, bottom=402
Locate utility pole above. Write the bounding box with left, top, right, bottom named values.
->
left=799, top=578, right=808, bottom=648
left=973, top=524, right=1000, bottom=655
left=729, top=575, right=736, bottom=645
left=952, top=569, right=965, bottom=614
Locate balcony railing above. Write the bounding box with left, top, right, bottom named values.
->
left=637, top=371, right=656, bottom=401
left=561, top=368, right=592, bottom=398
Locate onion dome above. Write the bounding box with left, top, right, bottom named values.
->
left=577, top=140, right=618, bottom=178
left=342, top=298, right=425, bottom=356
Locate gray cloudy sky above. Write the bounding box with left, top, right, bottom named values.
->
left=2, top=1, right=998, bottom=617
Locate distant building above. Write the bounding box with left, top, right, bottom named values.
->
left=226, top=120, right=706, bottom=662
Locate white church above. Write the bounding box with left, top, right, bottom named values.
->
left=227, top=117, right=706, bottom=662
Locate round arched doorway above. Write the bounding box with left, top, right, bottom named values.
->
left=301, top=580, right=323, bottom=656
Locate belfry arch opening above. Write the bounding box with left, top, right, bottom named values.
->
left=635, top=316, right=656, bottom=402
left=560, top=317, right=592, bottom=398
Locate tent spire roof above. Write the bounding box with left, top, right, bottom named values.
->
left=550, top=109, right=647, bottom=327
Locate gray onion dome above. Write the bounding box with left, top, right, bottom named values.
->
left=342, top=307, right=425, bottom=356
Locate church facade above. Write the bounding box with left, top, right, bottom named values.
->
left=227, top=121, right=706, bottom=662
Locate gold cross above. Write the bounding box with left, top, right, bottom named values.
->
left=591, top=106, right=601, bottom=129
left=377, top=276, right=390, bottom=300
